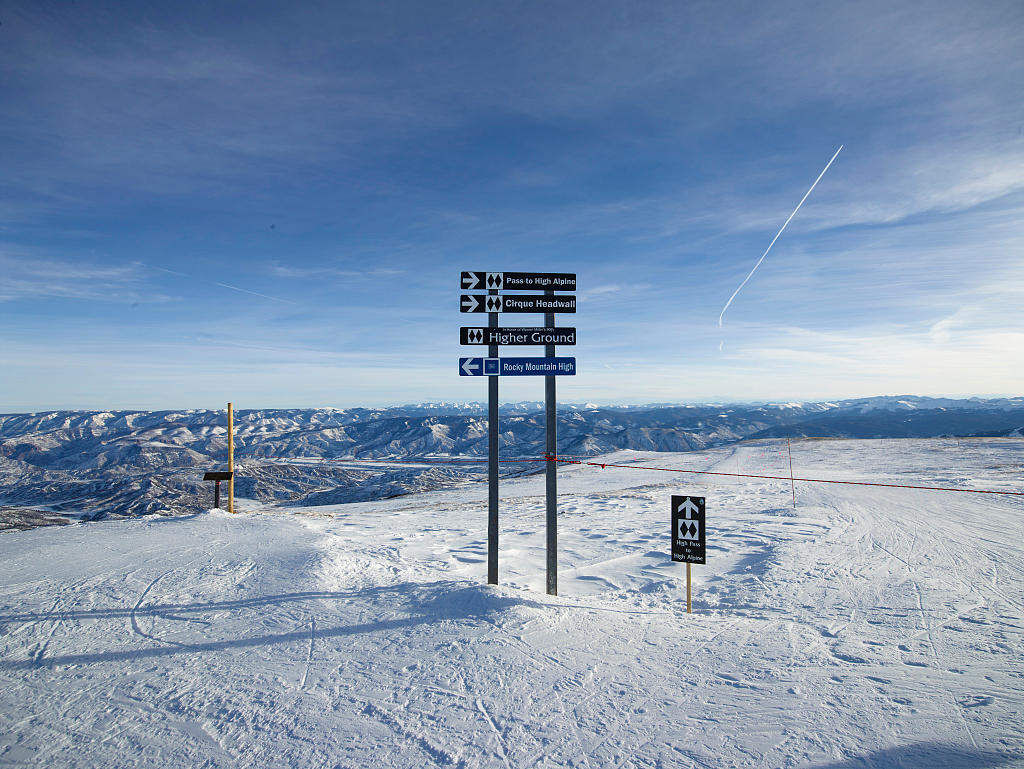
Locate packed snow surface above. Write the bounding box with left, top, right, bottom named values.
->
left=1, top=439, right=1022, bottom=768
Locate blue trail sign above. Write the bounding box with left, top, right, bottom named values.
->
left=459, top=357, right=577, bottom=376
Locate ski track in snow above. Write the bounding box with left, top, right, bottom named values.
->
left=299, top=617, right=315, bottom=690
left=0, top=439, right=1022, bottom=768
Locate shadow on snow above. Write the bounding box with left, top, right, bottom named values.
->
left=808, top=741, right=1020, bottom=769
left=0, top=580, right=540, bottom=671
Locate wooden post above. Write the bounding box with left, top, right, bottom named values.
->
left=686, top=563, right=692, bottom=614
left=228, top=402, right=235, bottom=514
left=787, top=437, right=796, bottom=509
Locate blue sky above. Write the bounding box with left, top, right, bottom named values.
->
left=2, top=0, right=1022, bottom=410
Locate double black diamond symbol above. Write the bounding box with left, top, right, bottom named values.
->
left=678, top=521, right=699, bottom=540
left=486, top=273, right=503, bottom=289
left=468, top=329, right=484, bottom=343
left=485, top=296, right=502, bottom=312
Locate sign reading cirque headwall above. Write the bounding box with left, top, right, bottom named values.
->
left=460, top=294, right=576, bottom=314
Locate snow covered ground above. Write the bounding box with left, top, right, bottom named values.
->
left=1, top=439, right=1022, bottom=768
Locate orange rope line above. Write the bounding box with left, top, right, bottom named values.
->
left=549, top=456, right=1024, bottom=497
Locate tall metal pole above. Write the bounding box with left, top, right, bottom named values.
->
left=488, top=287, right=499, bottom=585
left=545, top=290, right=558, bottom=596
left=227, top=402, right=235, bottom=514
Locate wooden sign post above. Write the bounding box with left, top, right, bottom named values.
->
left=672, top=496, right=706, bottom=615
left=686, top=563, right=692, bottom=614
left=787, top=437, right=796, bottom=509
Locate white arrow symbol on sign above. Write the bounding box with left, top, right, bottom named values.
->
left=461, top=295, right=479, bottom=312
left=678, top=498, right=700, bottom=518
left=461, top=358, right=480, bottom=375
left=462, top=272, right=480, bottom=290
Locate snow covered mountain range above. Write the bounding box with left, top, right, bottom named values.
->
left=1, top=395, right=1021, bottom=527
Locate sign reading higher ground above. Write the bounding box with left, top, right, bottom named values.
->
left=462, top=271, right=576, bottom=292
left=460, top=294, right=576, bottom=313
left=671, top=495, right=706, bottom=564
left=461, top=327, right=577, bottom=346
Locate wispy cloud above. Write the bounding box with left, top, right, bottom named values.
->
left=0, top=251, right=152, bottom=303
left=267, top=264, right=406, bottom=280
left=2, top=1, right=1022, bottom=408
left=134, top=262, right=303, bottom=306
left=0, top=8, right=457, bottom=214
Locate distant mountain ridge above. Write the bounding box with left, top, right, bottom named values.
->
left=1, top=395, right=1021, bottom=527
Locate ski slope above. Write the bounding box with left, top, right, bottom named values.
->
left=1, top=439, right=1022, bottom=768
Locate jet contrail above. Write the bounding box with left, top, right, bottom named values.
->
left=215, top=281, right=297, bottom=305
left=718, top=145, right=843, bottom=349
left=142, top=262, right=297, bottom=305
left=145, top=264, right=190, bottom=278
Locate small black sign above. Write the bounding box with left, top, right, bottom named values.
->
left=461, top=271, right=576, bottom=292
left=460, top=294, right=576, bottom=313
left=671, top=495, right=705, bottom=564
left=460, top=327, right=577, bottom=346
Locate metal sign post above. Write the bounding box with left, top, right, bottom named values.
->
left=459, top=271, right=576, bottom=593
left=671, top=495, right=706, bottom=614
left=545, top=288, right=558, bottom=596
left=203, top=471, right=233, bottom=510
left=488, top=286, right=499, bottom=585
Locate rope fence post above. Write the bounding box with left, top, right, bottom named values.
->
left=787, top=437, right=796, bottom=509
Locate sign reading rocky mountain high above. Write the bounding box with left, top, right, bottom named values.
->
left=459, top=357, right=576, bottom=376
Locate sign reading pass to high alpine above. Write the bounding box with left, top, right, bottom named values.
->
left=671, top=495, right=706, bottom=564
left=461, top=271, right=576, bottom=291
